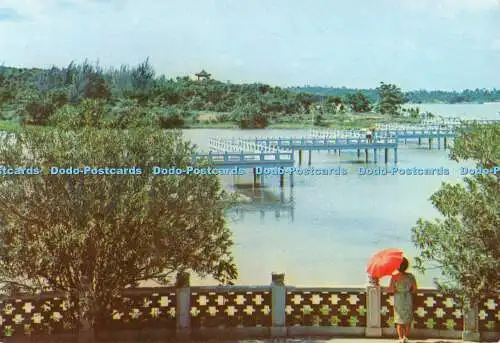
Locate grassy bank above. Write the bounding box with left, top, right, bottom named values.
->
left=0, top=111, right=423, bottom=133
left=187, top=111, right=422, bottom=129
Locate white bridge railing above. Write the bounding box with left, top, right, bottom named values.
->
left=210, top=137, right=283, bottom=153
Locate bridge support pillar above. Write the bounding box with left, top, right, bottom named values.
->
left=290, top=173, right=294, bottom=188
left=357, top=149, right=360, bottom=158
left=374, top=149, right=377, bottom=163
left=253, top=168, right=257, bottom=187
left=418, top=137, right=421, bottom=145
left=394, top=148, right=398, bottom=163
left=365, top=149, right=368, bottom=163
left=428, top=138, right=432, bottom=149
left=384, top=148, right=388, bottom=164
left=438, top=137, right=441, bottom=150
left=308, top=150, right=312, bottom=165
left=260, top=173, right=264, bottom=186
left=279, top=173, right=284, bottom=188
left=298, top=150, right=302, bottom=165
left=444, top=137, right=447, bottom=149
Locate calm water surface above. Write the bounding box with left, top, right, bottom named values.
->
left=181, top=103, right=500, bottom=288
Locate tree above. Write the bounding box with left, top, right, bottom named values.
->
left=231, top=103, right=268, bottom=129
left=344, top=91, right=372, bottom=112
left=411, top=124, right=500, bottom=312
left=376, top=82, right=405, bottom=115
left=324, top=96, right=343, bottom=113
left=131, top=57, right=155, bottom=91
left=0, top=128, right=237, bottom=336
left=83, top=73, right=111, bottom=100
left=21, top=96, right=55, bottom=125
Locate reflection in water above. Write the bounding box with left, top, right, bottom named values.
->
left=227, top=183, right=295, bottom=223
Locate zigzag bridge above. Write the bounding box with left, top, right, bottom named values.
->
left=190, top=120, right=500, bottom=169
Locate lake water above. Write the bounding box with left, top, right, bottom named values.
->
left=181, top=103, right=499, bottom=288
left=403, top=102, right=500, bottom=120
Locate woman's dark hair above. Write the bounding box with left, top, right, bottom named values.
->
left=398, top=257, right=409, bottom=272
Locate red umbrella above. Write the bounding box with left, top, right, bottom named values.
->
left=366, top=248, right=404, bottom=279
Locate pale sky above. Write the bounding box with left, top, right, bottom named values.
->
left=0, top=0, right=499, bottom=90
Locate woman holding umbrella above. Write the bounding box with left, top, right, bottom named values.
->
left=386, top=257, right=417, bottom=343
left=367, top=250, right=417, bottom=343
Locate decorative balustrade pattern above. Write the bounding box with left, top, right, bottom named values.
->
left=0, top=292, right=76, bottom=337
left=189, top=287, right=272, bottom=328
left=0, top=285, right=498, bottom=340
left=478, top=294, right=499, bottom=332
left=381, top=290, right=463, bottom=331
left=285, top=288, right=367, bottom=327
left=100, top=288, right=177, bottom=331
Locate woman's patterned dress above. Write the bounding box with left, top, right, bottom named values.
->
left=393, top=273, right=415, bottom=324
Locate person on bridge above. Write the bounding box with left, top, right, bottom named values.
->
left=366, top=129, right=372, bottom=143
left=385, top=257, right=417, bottom=343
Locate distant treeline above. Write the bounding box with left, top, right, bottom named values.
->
left=0, top=60, right=324, bottom=128
left=287, top=87, right=500, bottom=104
left=2, top=59, right=495, bottom=131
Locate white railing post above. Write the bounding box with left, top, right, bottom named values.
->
left=270, top=273, right=286, bottom=337
left=176, top=272, right=191, bottom=340
left=365, top=282, right=382, bottom=337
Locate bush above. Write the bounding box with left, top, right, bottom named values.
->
left=22, top=100, right=55, bottom=125
left=48, top=104, right=81, bottom=129
left=106, top=102, right=157, bottom=129
left=158, top=108, right=186, bottom=129
left=49, top=99, right=106, bottom=129
left=217, top=113, right=231, bottom=122
left=84, top=73, right=111, bottom=100
left=232, top=105, right=268, bottom=129
left=159, top=115, right=184, bottom=128
left=313, top=114, right=324, bottom=126
left=50, top=89, right=69, bottom=108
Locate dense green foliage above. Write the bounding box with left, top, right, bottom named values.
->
left=0, top=127, right=237, bottom=331
left=344, top=91, right=372, bottom=112
left=0, top=60, right=332, bottom=129
left=412, top=124, right=500, bottom=310
left=0, top=60, right=453, bottom=132
left=406, top=89, right=500, bottom=104
left=287, top=86, right=380, bottom=103
left=376, top=82, right=406, bottom=115
left=288, top=86, right=500, bottom=104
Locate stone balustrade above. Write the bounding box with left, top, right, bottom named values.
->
left=0, top=273, right=498, bottom=342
